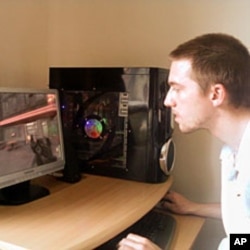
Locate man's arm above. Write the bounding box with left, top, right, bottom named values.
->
left=162, top=191, right=221, bottom=219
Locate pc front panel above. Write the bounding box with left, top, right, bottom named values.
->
left=49, top=67, right=174, bottom=183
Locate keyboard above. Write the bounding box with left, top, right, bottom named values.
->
left=95, top=209, right=176, bottom=250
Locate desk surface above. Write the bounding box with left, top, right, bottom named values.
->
left=0, top=174, right=204, bottom=250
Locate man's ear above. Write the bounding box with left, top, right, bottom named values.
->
left=209, top=83, right=226, bottom=107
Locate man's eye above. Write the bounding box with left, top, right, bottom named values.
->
left=171, top=87, right=180, bottom=92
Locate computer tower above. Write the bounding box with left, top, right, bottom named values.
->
left=49, top=67, right=175, bottom=183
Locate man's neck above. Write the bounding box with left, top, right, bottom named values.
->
left=209, top=107, right=250, bottom=151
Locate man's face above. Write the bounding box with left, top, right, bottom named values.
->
left=164, top=59, right=214, bottom=133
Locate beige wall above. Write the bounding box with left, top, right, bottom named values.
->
left=1, top=0, right=250, bottom=203
left=0, top=0, right=49, bottom=88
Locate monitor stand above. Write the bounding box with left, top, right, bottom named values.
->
left=0, top=181, right=50, bottom=205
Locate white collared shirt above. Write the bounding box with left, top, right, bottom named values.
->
left=218, top=122, right=250, bottom=249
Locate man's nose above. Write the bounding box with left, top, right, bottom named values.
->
left=164, top=91, right=174, bottom=108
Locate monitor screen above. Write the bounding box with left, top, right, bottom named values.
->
left=0, top=88, right=65, bottom=205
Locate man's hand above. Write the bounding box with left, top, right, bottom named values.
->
left=117, top=233, right=161, bottom=250
left=162, top=190, right=221, bottom=219
left=162, top=190, right=197, bottom=215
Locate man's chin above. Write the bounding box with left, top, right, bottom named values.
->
left=178, top=124, right=194, bottom=134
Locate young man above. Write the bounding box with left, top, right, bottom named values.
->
left=118, top=33, right=250, bottom=250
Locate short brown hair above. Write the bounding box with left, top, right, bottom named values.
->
left=169, top=33, right=250, bottom=108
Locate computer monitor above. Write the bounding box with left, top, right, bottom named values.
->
left=0, top=88, right=65, bottom=205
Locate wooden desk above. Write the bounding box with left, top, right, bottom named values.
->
left=0, top=175, right=204, bottom=250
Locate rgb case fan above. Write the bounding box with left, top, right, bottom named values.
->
left=60, top=91, right=129, bottom=171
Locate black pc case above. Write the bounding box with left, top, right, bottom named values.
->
left=49, top=67, right=174, bottom=183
